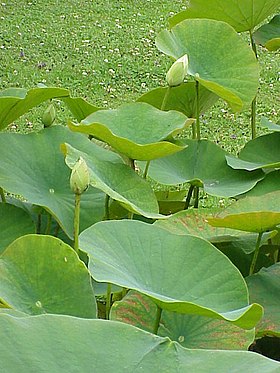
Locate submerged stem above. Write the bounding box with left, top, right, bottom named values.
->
left=73, top=193, right=81, bottom=253
left=249, top=232, right=263, bottom=276
left=153, top=306, right=162, bottom=335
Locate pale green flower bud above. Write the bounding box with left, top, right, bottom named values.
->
left=166, top=54, right=189, bottom=87
left=42, top=103, right=56, bottom=128
left=70, top=157, right=90, bottom=195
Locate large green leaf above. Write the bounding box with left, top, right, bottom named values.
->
left=0, top=125, right=107, bottom=238
left=68, top=102, right=190, bottom=160
left=156, top=19, right=259, bottom=111
left=261, top=117, right=280, bottom=132
left=62, top=96, right=102, bottom=121
left=208, top=191, right=280, bottom=233
left=0, top=203, right=35, bottom=255
left=0, top=235, right=96, bottom=317
left=137, top=82, right=218, bottom=118
left=80, top=220, right=262, bottom=329
left=139, top=139, right=264, bottom=197
left=111, top=291, right=255, bottom=350
left=242, top=170, right=280, bottom=198
left=169, top=0, right=280, bottom=33
left=1, top=314, right=279, bottom=372
left=253, top=15, right=280, bottom=51
left=62, top=143, right=163, bottom=219
left=0, top=87, right=70, bottom=130
left=247, top=264, right=280, bottom=337
left=226, top=133, right=280, bottom=171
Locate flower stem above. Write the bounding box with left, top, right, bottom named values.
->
left=195, top=80, right=201, bottom=140
left=249, top=232, right=263, bottom=276
left=153, top=305, right=162, bottom=335
left=161, top=87, right=171, bottom=111
left=143, top=160, right=151, bottom=179
left=73, top=193, right=81, bottom=253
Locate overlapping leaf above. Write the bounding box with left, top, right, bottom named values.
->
left=62, top=143, right=163, bottom=219
left=80, top=220, right=262, bottom=329
left=0, top=203, right=35, bottom=255
left=169, top=0, right=280, bottom=33
left=1, top=314, right=279, bottom=372
left=247, top=264, right=280, bottom=337
left=0, top=235, right=97, bottom=317
left=0, top=126, right=106, bottom=238
left=156, top=19, right=259, bottom=111
left=137, top=82, right=218, bottom=118
left=253, top=15, right=280, bottom=51
left=68, top=102, right=190, bottom=160
left=226, top=133, right=280, bottom=171
left=111, top=291, right=255, bottom=350
left=208, top=191, right=280, bottom=233
left=139, top=139, right=264, bottom=197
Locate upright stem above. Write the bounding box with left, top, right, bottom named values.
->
left=0, top=187, right=6, bottom=203
left=184, top=184, right=195, bottom=209
left=161, top=87, right=171, bottom=111
left=73, top=193, right=81, bottom=253
left=249, top=232, right=263, bottom=276
left=153, top=305, right=162, bottom=335
left=249, top=31, right=258, bottom=139
left=106, top=283, right=112, bottom=320
left=193, top=186, right=199, bottom=208
left=143, top=160, right=151, bottom=179
left=105, top=194, right=110, bottom=220
left=37, top=211, right=42, bottom=234
left=45, top=213, right=52, bottom=235
left=195, top=80, right=201, bottom=140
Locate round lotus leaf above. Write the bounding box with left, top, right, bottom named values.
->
left=156, top=19, right=259, bottom=112
left=169, top=0, right=280, bottom=33
left=253, top=15, right=280, bottom=51
left=0, top=234, right=96, bottom=317
left=80, top=220, right=262, bottom=329
left=68, top=102, right=190, bottom=160
left=1, top=314, right=279, bottom=372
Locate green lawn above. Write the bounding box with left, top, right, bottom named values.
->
left=0, top=0, right=279, bottom=152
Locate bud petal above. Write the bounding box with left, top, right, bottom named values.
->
left=166, top=54, right=189, bottom=87
left=70, top=157, right=90, bottom=195
left=42, top=103, right=56, bottom=128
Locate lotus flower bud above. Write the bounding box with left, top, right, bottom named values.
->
left=166, top=54, right=189, bottom=87
left=70, top=157, right=90, bottom=195
left=42, top=103, right=56, bottom=128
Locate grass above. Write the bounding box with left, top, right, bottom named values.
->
left=0, top=0, right=279, bottom=154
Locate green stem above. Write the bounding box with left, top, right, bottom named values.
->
left=161, top=87, right=171, bottom=111
left=249, top=31, right=258, bottom=140
left=127, top=211, right=134, bottom=220
left=143, top=160, right=151, bottom=179
left=73, top=193, right=81, bottom=253
left=0, top=187, right=6, bottom=203
left=153, top=306, right=162, bottom=335
left=195, top=80, right=201, bottom=140
left=249, top=232, right=263, bottom=276
left=106, top=283, right=112, bottom=320
left=53, top=222, right=60, bottom=237
left=184, top=184, right=195, bottom=209
left=37, top=211, right=42, bottom=234
left=105, top=194, right=110, bottom=220
left=193, top=186, right=199, bottom=208
left=191, top=122, right=197, bottom=139
left=45, top=213, right=52, bottom=235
